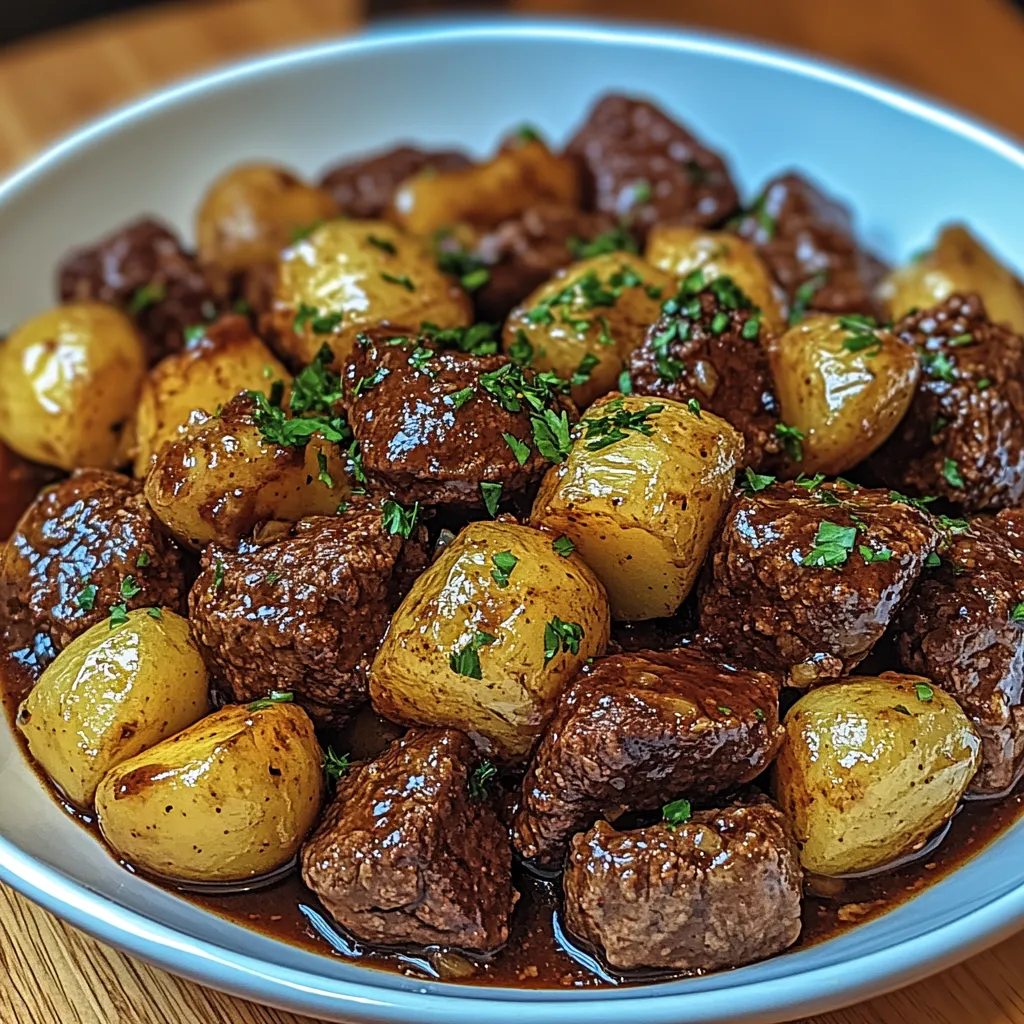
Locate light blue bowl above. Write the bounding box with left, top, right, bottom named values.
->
left=1, top=18, right=1023, bottom=1024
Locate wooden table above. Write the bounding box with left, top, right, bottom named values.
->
left=1, top=1, right=1024, bottom=1022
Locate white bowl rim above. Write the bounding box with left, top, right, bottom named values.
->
left=2, top=16, right=1024, bottom=1024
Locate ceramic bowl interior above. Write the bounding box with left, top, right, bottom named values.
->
left=1, top=18, right=1024, bottom=1024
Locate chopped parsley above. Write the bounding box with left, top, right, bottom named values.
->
left=741, top=467, right=776, bottom=494
left=710, top=311, right=730, bottom=335
left=753, top=707, right=766, bottom=721
left=469, top=760, right=499, bottom=800
left=631, top=179, right=653, bottom=205
left=915, top=682, right=934, bottom=702
left=571, top=353, right=600, bottom=387
left=581, top=398, right=663, bottom=452
left=490, top=550, right=519, bottom=588
left=943, top=458, right=965, bottom=489
left=663, top=798, right=692, bottom=829
left=508, top=331, right=534, bottom=366
left=108, top=604, right=129, bottom=629
left=317, top=450, right=333, bottom=488
left=543, top=617, right=584, bottom=663
left=76, top=584, right=98, bottom=611
left=450, top=632, right=498, bottom=679
left=618, top=369, right=633, bottom=395
left=749, top=192, right=777, bottom=239
left=381, top=500, right=419, bottom=537
left=840, top=314, right=883, bottom=355
left=184, top=324, right=206, bottom=344
left=1012, top=603, right=1024, bottom=623
left=435, top=242, right=491, bottom=292
left=265, top=572, right=281, bottom=585
left=687, top=398, right=702, bottom=418
left=380, top=271, right=415, bottom=291
left=290, top=220, right=325, bottom=244
left=977, top=377, right=992, bottom=390
left=788, top=272, right=828, bottom=325
left=775, top=422, right=805, bottom=462
left=448, top=386, right=475, bottom=410
left=921, top=350, right=955, bottom=383
left=552, top=535, right=575, bottom=558
left=460, top=267, right=491, bottom=292
left=120, top=576, right=141, bottom=600
left=531, top=408, right=573, bottom=463
left=421, top=322, right=501, bottom=356
left=893, top=704, right=913, bottom=717
left=351, top=366, right=389, bottom=398
left=323, top=746, right=350, bottom=784
left=136, top=551, right=151, bottom=568
left=859, top=544, right=892, bottom=563
left=127, top=282, right=166, bottom=315
left=248, top=691, right=294, bottom=711
left=147, top=608, right=163, bottom=620
left=567, top=225, right=638, bottom=260
left=925, top=551, right=942, bottom=568
left=741, top=316, right=762, bottom=341
left=795, top=473, right=826, bottom=491
left=366, top=233, right=397, bottom=255
left=948, top=333, right=975, bottom=347
left=213, top=560, right=226, bottom=591
left=294, top=303, right=344, bottom=334
left=481, top=482, right=502, bottom=517
left=502, top=433, right=531, bottom=466
left=408, top=347, right=434, bottom=373
left=800, top=520, right=858, bottom=568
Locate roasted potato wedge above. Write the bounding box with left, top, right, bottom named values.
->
left=17, top=609, right=209, bottom=808
left=879, top=224, right=1024, bottom=333
left=370, top=520, right=610, bottom=762
left=195, top=163, right=339, bottom=294
left=0, top=303, right=146, bottom=471
left=268, top=219, right=471, bottom=369
left=768, top=313, right=920, bottom=475
left=95, top=702, right=324, bottom=883
left=774, top=674, right=981, bottom=876
left=531, top=394, right=743, bottom=621
left=132, top=316, right=290, bottom=475
left=391, top=137, right=578, bottom=235
left=144, top=394, right=349, bottom=550
left=645, top=225, right=786, bottom=335
left=503, top=253, right=674, bottom=408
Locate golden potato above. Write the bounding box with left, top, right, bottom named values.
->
left=268, top=219, right=471, bottom=368
left=645, top=225, right=786, bottom=335
left=370, top=520, right=610, bottom=762
left=95, top=702, right=324, bottom=883
left=503, top=254, right=674, bottom=408
left=132, top=316, right=290, bottom=475
left=144, top=394, right=349, bottom=550
left=768, top=313, right=920, bottom=476
left=196, top=163, right=339, bottom=294
left=879, top=224, right=1024, bottom=332
left=391, top=137, right=578, bottom=235
left=531, top=394, right=743, bottom=621
left=774, top=674, right=980, bottom=877
left=17, top=609, right=209, bottom=808
left=0, top=303, right=146, bottom=471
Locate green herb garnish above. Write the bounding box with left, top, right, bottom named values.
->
left=450, top=632, right=498, bottom=679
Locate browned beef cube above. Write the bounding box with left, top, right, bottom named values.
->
left=58, top=217, right=218, bottom=363
left=1, top=470, right=187, bottom=673
left=301, top=728, right=517, bottom=952
left=565, top=95, right=739, bottom=237
left=864, top=294, right=1024, bottom=513
left=563, top=797, right=803, bottom=972
left=189, top=506, right=428, bottom=728
left=698, top=481, right=939, bottom=685
left=512, top=647, right=783, bottom=870
left=733, top=172, right=887, bottom=319
left=896, top=518, right=1024, bottom=795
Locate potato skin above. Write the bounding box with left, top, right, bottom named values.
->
left=144, top=395, right=349, bottom=550
left=531, top=395, right=744, bottom=621
left=879, top=225, right=1024, bottom=333
left=267, top=219, right=471, bottom=369
left=95, top=703, right=324, bottom=883
left=132, top=316, right=290, bottom=475
left=0, top=303, right=146, bottom=470
left=391, top=138, right=578, bottom=235
left=645, top=225, right=787, bottom=335
left=16, top=609, right=209, bottom=808
left=370, top=521, right=610, bottom=762
left=774, top=674, right=981, bottom=876
left=195, top=163, right=339, bottom=293
left=502, top=253, right=674, bottom=408
left=768, top=313, right=920, bottom=475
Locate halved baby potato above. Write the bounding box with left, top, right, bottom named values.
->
left=17, top=609, right=209, bottom=808
left=370, top=520, right=610, bottom=762
left=531, top=394, right=743, bottom=621
left=95, top=702, right=324, bottom=883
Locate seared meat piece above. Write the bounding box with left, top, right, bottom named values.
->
left=342, top=332, right=568, bottom=508
left=301, top=727, right=517, bottom=952
left=698, top=481, right=939, bottom=686
left=734, top=172, right=887, bottom=319
left=189, top=507, right=428, bottom=728
left=864, top=294, right=1024, bottom=513
left=896, top=519, right=1024, bottom=795
left=512, top=647, right=783, bottom=870
left=563, top=797, right=802, bottom=972
left=627, top=279, right=784, bottom=470
left=472, top=204, right=626, bottom=321
left=1, top=470, right=187, bottom=673
left=318, top=145, right=471, bottom=219
left=57, top=217, right=218, bottom=363
left=565, top=95, right=739, bottom=238
left=996, top=507, right=1024, bottom=551
left=0, top=444, right=60, bottom=541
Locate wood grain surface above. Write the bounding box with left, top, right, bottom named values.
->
left=1, top=1, right=1024, bottom=1022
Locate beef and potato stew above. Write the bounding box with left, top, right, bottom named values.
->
left=3, top=92, right=1024, bottom=988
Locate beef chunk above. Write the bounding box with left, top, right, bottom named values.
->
left=627, top=276, right=783, bottom=469
left=512, top=647, right=783, bottom=870
left=1, top=470, right=187, bottom=673
left=0, top=445, right=60, bottom=541
left=301, top=728, right=517, bottom=952
left=734, top=173, right=887, bottom=319
left=342, top=332, right=568, bottom=508
left=565, top=95, right=739, bottom=238
left=864, top=294, right=1024, bottom=513
left=896, top=519, right=1024, bottom=794
left=563, top=797, right=802, bottom=972
left=57, top=217, right=218, bottom=363
left=189, top=507, right=428, bottom=728
left=472, top=204, right=626, bottom=321
left=318, top=145, right=471, bottom=220
left=698, top=481, right=939, bottom=686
